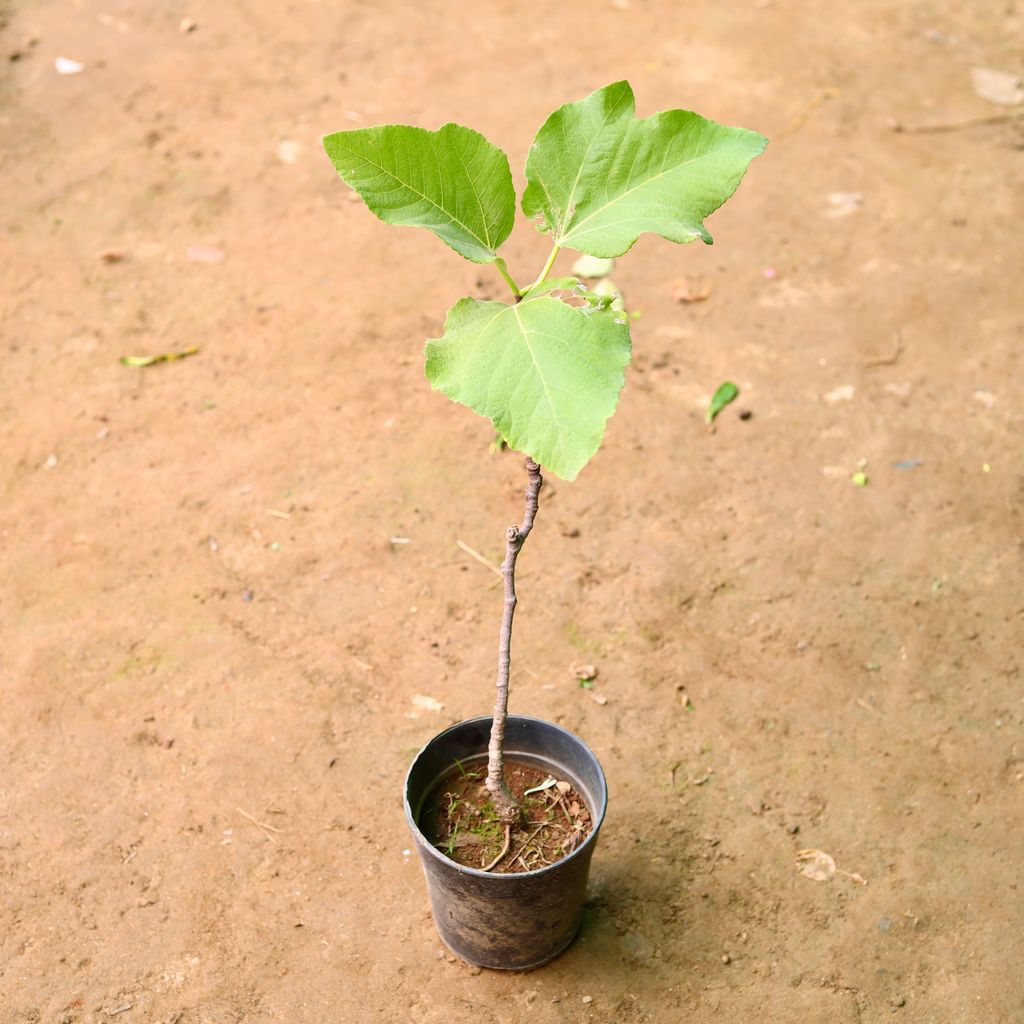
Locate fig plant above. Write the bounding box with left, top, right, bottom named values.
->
left=324, top=81, right=765, bottom=824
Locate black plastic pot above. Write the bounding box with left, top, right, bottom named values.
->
left=404, top=715, right=608, bottom=971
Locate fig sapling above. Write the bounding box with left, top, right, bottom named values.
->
left=324, top=81, right=765, bottom=828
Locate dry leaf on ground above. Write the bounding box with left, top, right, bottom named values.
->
left=796, top=848, right=836, bottom=881
left=971, top=67, right=1024, bottom=106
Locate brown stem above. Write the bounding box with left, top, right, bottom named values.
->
left=485, top=456, right=543, bottom=822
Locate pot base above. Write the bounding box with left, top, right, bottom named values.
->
left=404, top=716, right=608, bottom=971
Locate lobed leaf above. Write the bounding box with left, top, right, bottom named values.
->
left=425, top=295, right=631, bottom=481
left=523, top=81, right=767, bottom=257
left=323, top=122, right=515, bottom=263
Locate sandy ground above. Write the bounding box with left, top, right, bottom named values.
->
left=2, top=0, right=1023, bottom=1021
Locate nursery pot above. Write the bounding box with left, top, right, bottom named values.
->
left=404, top=715, right=608, bottom=971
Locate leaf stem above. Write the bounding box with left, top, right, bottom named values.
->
left=494, top=257, right=521, bottom=298
left=525, top=245, right=561, bottom=295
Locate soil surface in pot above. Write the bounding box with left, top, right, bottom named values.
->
left=419, top=759, right=593, bottom=873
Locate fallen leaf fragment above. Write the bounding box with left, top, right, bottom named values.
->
left=707, top=381, right=739, bottom=425
left=971, top=67, right=1024, bottom=106
left=796, top=848, right=836, bottom=881
left=120, top=347, right=198, bottom=367
left=411, top=694, right=444, bottom=713
left=55, top=56, right=85, bottom=74
left=524, top=777, right=557, bottom=796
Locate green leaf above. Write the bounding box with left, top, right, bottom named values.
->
left=518, top=278, right=614, bottom=312
left=425, top=296, right=631, bottom=480
left=591, top=278, right=625, bottom=312
left=323, top=122, right=515, bottom=263
left=519, top=276, right=584, bottom=299
left=523, top=81, right=767, bottom=257
left=707, top=381, right=739, bottom=424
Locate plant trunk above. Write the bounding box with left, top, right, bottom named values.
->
left=485, top=456, right=543, bottom=822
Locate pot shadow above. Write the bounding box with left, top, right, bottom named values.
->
left=527, top=848, right=737, bottom=991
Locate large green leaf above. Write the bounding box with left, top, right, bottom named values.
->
left=425, top=296, right=631, bottom=480
left=323, top=123, right=515, bottom=263
left=523, top=81, right=767, bottom=257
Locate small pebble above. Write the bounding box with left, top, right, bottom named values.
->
left=786, top=823, right=800, bottom=835
left=581, top=995, right=593, bottom=1004
left=242, top=589, right=254, bottom=602
left=721, top=953, right=732, bottom=964
left=738, top=409, right=752, bottom=421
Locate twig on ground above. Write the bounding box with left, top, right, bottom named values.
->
left=456, top=539, right=503, bottom=577
left=865, top=332, right=903, bottom=368
left=508, top=819, right=552, bottom=863
left=237, top=807, right=284, bottom=843
left=551, top=795, right=574, bottom=827
left=837, top=868, right=869, bottom=886
left=888, top=110, right=1024, bottom=134
left=855, top=698, right=885, bottom=717
left=782, top=88, right=838, bottom=136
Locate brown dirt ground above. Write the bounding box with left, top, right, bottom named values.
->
left=2, top=0, right=1023, bottom=1021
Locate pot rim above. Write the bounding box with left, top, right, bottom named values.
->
left=403, top=714, right=608, bottom=880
